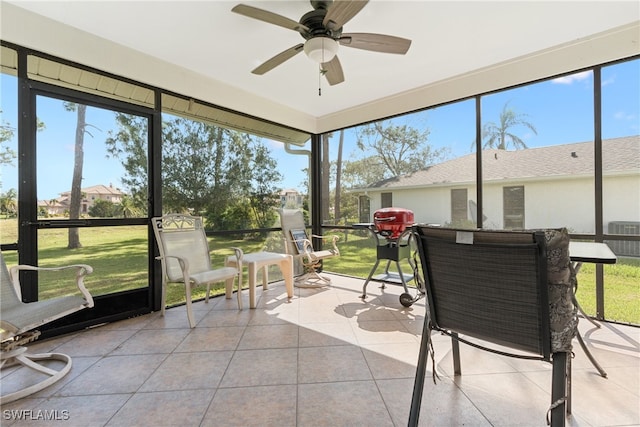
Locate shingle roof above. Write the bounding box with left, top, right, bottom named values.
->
left=59, top=184, right=124, bottom=196
left=365, top=135, right=639, bottom=189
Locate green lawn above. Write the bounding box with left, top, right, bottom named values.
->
left=2, top=220, right=638, bottom=324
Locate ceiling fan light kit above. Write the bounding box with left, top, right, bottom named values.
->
left=304, top=37, right=339, bottom=63
left=232, top=0, right=411, bottom=88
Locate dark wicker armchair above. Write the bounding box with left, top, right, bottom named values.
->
left=408, top=226, right=577, bottom=427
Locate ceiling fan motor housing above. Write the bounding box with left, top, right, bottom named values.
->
left=300, top=7, right=343, bottom=40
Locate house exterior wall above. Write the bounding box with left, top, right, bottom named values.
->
left=361, top=173, right=638, bottom=234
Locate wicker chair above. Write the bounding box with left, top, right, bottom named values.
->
left=409, top=226, right=577, bottom=427
left=0, top=252, right=94, bottom=404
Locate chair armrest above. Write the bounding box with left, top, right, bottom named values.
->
left=9, top=264, right=94, bottom=308
left=230, top=247, right=243, bottom=270
left=310, top=234, right=340, bottom=255
left=156, top=254, right=192, bottom=285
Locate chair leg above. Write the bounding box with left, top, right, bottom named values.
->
left=1, top=347, right=72, bottom=404
left=409, top=323, right=433, bottom=426
left=184, top=284, right=196, bottom=328
left=550, top=352, right=568, bottom=427
left=235, top=273, right=243, bottom=310
left=161, top=279, right=167, bottom=317
left=295, top=266, right=332, bottom=288
left=452, top=332, right=461, bottom=376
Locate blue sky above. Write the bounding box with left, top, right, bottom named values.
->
left=1, top=59, right=638, bottom=200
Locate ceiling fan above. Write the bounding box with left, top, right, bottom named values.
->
left=231, top=0, right=412, bottom=86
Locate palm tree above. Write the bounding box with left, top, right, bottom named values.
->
left=0, top=188, right=17, bottom=217
left=481, top=101, right=537, bottom=150
left=118, top=194, right=142, bottom=218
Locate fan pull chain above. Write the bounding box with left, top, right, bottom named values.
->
left=319, top=65, right=322, bottom=96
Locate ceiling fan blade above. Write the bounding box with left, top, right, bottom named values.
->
left=232, top=4, right=309, bottom=34
left=323, top=0, right=369, bottom=30
left=339, top=32, right=411, bottom=54
left=322, top=56, right=345, bottom=86
left=252, top=44, right=304, bottom=75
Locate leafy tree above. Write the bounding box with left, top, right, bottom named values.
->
left=106, top=114, right=282, bottom=231
left=1, top=109, right=44, bottom=166
left=247, top=143, right=281, bottom=229
left=0, top=113, right=16, bottom=166
left=480, top=101, right=537, bottom=150
left=0, top=188, right=17, bottom=217
left=88, top=199, right=119, bottom=217
left=105, top=114, right=148, bottom=213
left=355, top=120, right=448, bottom=183
left=341, top=156, right=389, bottom=189
left=118, top=194, right=143, bottom=218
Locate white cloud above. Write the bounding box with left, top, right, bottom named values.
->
left=552, top=71, right=592, bottom=85
left=613, top=111, right=636, bottom=121
left=602, top=75, right=616, bottom=87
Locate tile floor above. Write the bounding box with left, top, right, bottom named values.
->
left=1, top=274, right=639, bottom=426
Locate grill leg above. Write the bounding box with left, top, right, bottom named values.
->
left=361, top=259, right=381, bottom=299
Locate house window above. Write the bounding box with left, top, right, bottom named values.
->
left=451, top=189, right=467, bottom=224
left=503, top=186, right=524, bottom=229
left=381, top=192, right=393, bottom=208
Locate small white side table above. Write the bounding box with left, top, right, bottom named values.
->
left=225, top=252, right=294, bottom=308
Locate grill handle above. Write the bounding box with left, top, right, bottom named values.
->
left=374, top=216, right=396, bottom=222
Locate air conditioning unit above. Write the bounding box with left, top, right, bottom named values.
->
left=606, top=221, right=640, bottom=257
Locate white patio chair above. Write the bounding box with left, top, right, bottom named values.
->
left=279, top=209, right=339, bottom=287
left=0, top=252, right=94, bottom=404
left=151, top=214, right=243, bottom=327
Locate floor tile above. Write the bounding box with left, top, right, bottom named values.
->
left=237, top=324, right=299, bottom=350
left=52, top=329, right=138, bottom=357
left=106, top=389, right=215, bottom=426
left=174, top=326, right=244, bottom=352
left=298, top=321, right=358, bottom=347
left=110, top=328, right=190, bottom=355
left=298, top=345, right=372, bottom=383
left=219, top=348, right=297, bottom=388
left=139, top=351, right=233, bottom=391
left=297, top=381, right=394, bottom=427
left=201, top=384, right=297, bottom=426
left=57, top=354, right=166, bottom=396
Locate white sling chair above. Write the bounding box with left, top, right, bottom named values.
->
left=152, top=214, right=243, bottom=328
left=279, top=209, right=339, bottom=287
left=1, top=252, right=94, bottom=404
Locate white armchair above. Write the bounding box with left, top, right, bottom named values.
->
left=151, top=214, right=243, bottom=327
left=1, top=252, right=94, bottom=404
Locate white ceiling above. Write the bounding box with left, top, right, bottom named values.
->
left=2, top=1, right=639, bottom=135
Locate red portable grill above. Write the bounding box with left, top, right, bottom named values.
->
left=373, top=207, right=415, bottom=240
left=355, top=207, right=423, bottom=307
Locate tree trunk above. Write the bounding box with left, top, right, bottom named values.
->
left=334, top=129, right=344, bottom=223
left=321, top=133, right=331, bottom=223
left=68, top=104, right=86, bottom=249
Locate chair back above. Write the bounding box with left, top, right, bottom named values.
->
left=279, top=209, right=308, bottom=256
left=152, top=214, right=212, bottom=282
left=414, top=226, right=555, bottom=358
left=1, top=252, right=22, bottom=315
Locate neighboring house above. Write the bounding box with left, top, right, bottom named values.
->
left=40, top=184, right=125, bottom=216
left=353, top=136, right=640, bottom=238
left=280, top=188, right=304, bottom=209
